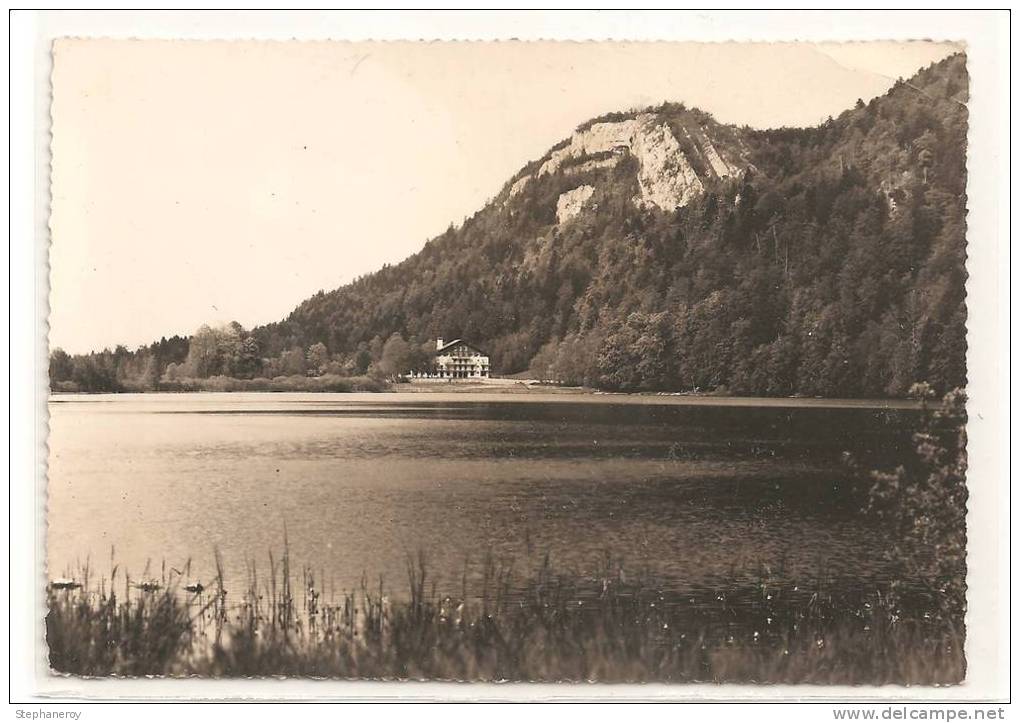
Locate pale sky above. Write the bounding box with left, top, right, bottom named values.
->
left=49, top=40, right=961, bottom=354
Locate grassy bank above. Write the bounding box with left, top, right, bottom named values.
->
left=53, top=374, right=388, bottom=394
left=46, top=552, right=963, bottom=684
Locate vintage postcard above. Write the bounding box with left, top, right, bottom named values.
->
left=26, top=17, right=1006, bottom=703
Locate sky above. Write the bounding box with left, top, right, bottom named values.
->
left=49, top=40, right=961, bottom=354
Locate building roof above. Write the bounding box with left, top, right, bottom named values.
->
left=435, top=339, right=488, bottom=356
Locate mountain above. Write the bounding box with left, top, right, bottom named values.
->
left=51, top=55, right=968, bottom=397
left=247, top=54, right=967, bottom=397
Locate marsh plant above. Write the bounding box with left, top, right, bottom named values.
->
left=47, top=548, right=964, bottom=683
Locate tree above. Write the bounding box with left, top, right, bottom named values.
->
left=280, top=347, right=307, bottom=376
left=529, top=337, right=560, bottom=381
left=49, top=349, right=74, bottom=384
left=353, top=345, right=373, bottom=376
left=368, top=335, right=385, bottom=363
left=598, top=312, right=675, bottom=391
left=185, top=325, right=221, bottom=378
left=163, top=362, right=186, bottom=382
left=71, top=351, right=119, bottom=392
left=378, top=333, right=412, bottom=379
left=141, top=354, right=161, bottom=391
left=237, top=336, right=261, bottom=379
left=914, top=130, right=938, bottom=184
left=216, top=323, right=245, bottom=376
left=306, top=342, right=329, bottom=375
left=407, top=341, right=433, bottom=375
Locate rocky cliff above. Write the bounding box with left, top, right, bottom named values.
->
left=509, top=111, right=748, bottom=219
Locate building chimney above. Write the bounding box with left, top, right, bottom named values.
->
left=436, top=338, right=444, bottom=350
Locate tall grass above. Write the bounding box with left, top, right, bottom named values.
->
left=157, top=374, right=388, bottom=393
left=54, top=374, right=389, bottom=394
left=46, top=548, right=964, bottom=683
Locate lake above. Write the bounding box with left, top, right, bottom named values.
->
left=47, top=392, right=921, bottom=609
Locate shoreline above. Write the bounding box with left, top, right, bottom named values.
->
left=48, top=383, right=925, bottom=410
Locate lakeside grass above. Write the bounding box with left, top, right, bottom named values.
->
left=46, top=551, right=964, bottom=684
left=52, top=374, right=389, bottom=394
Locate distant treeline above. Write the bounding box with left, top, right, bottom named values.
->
left=48, top=325, right=420, bottom=393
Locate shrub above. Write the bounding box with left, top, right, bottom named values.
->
left=865, top=383, right=968, bottom=628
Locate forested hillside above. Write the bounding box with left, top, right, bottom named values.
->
left=51, top=55, right=968, bottom=396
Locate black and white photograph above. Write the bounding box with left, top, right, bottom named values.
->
left=8, top=8, right=1011, bottom=710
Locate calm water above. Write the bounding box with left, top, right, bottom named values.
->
left=47, top=392, right=920, bottom=605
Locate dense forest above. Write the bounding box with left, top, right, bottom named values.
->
left=50, top=55, right=968, bottom=396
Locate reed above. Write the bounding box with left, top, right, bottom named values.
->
left=154, top=374, right=388, bottom=394
left=46, top=548, right=964, bottom=684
